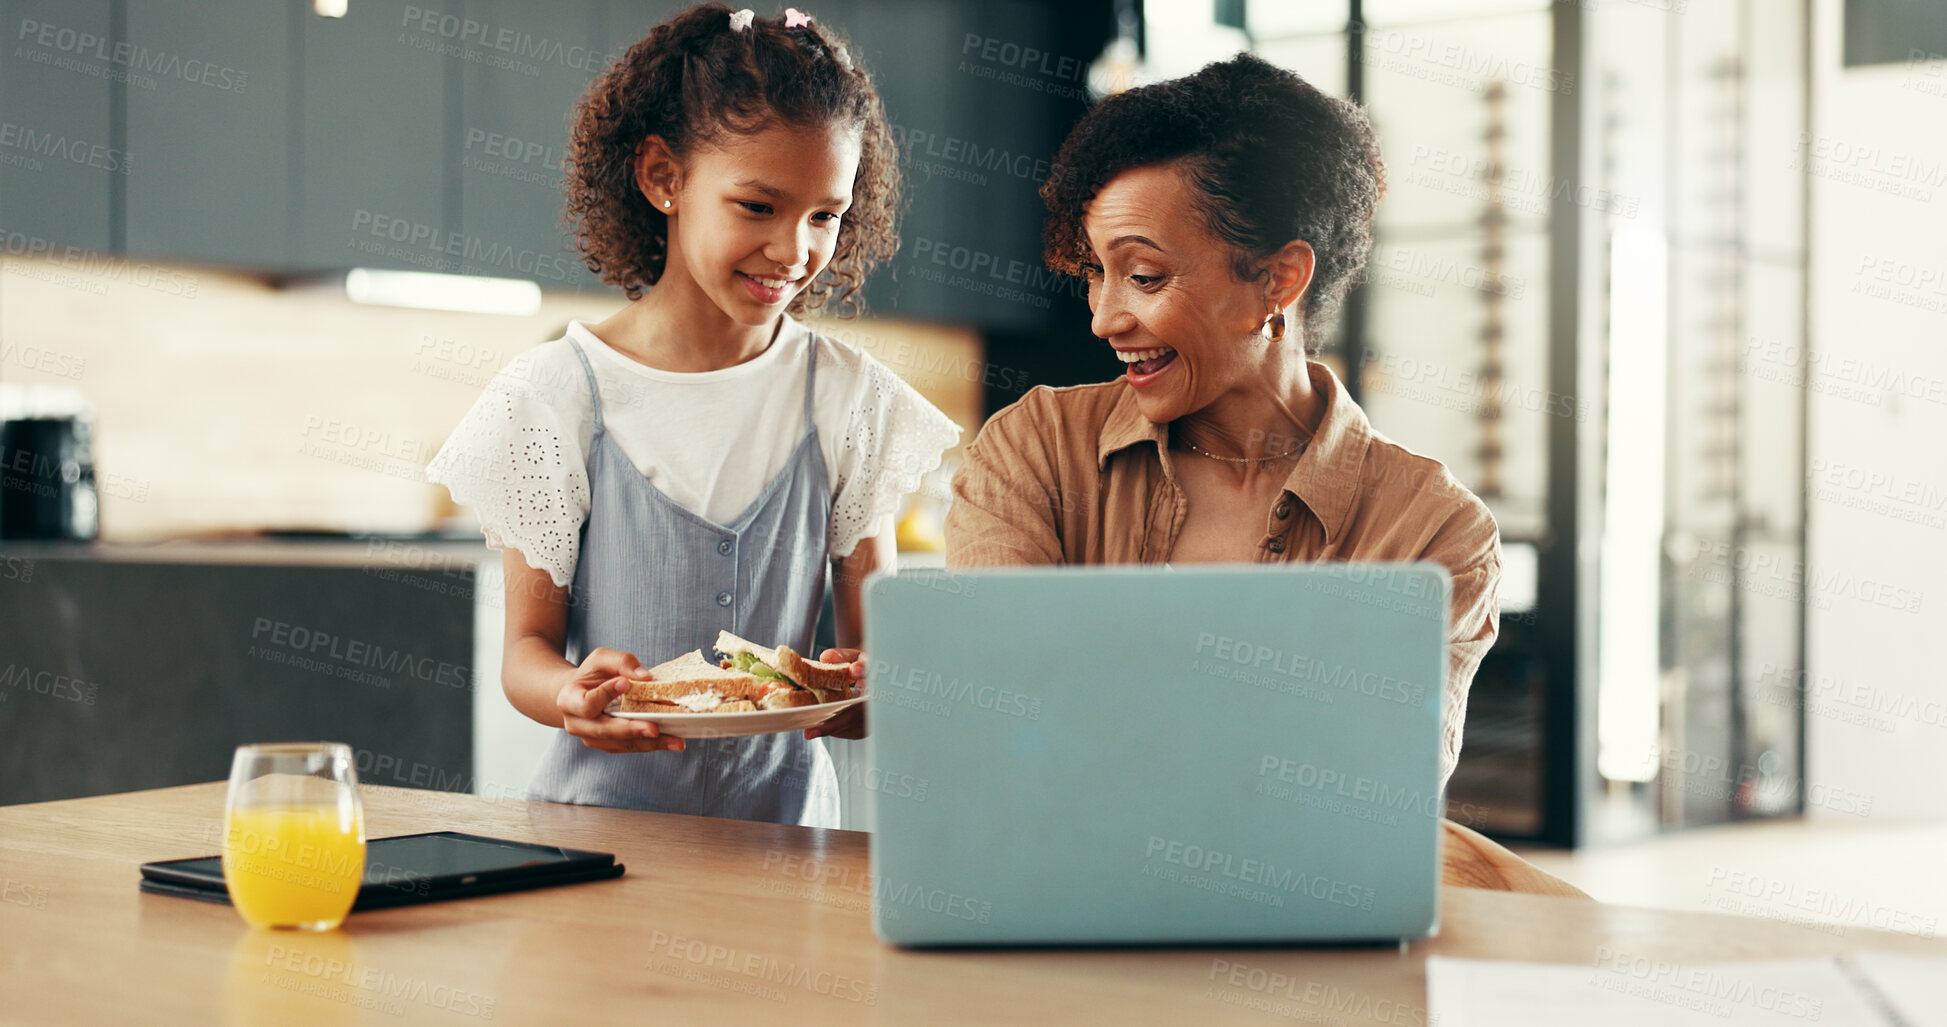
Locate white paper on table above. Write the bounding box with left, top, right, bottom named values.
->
left=1846, top=951, right=1947, bottom=1027
left=1426, top=955, right=1906, bottom=1027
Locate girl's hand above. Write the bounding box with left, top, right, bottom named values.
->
left=805, top=648, right=867, bottom=740
left=557, top=647, right=686, bottom=753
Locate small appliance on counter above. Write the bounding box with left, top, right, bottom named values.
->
left=0, top=384, right=98, bottom=540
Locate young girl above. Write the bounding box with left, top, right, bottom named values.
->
left=426, top=3, right=958, bottom=828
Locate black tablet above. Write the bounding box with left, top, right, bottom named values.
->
left=139, top=831, right=625, bottom=910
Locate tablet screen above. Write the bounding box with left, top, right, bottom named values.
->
left=361, top=833, right=588, bottom=882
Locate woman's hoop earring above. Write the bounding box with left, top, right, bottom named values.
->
left=1261, top=312, right=1286, bottom=343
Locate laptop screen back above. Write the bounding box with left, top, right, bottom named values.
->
left=865, top=564, right=1449, bottom=946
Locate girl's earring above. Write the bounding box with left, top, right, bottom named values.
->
left=1260, top=312, right=1286, bottom=343
left=662, top=200, right=672, bottom=209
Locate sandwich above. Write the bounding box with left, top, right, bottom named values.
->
left=615, top=632, right=860, bottom=714
left=712, top=631, right=858, bottom=704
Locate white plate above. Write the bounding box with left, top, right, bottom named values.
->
left=603, top=695, right=866, bottom=739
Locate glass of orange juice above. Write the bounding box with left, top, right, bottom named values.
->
left=222, top=742, right=366, bottom=931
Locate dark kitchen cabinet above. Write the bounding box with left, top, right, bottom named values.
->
left=3, top=0, right=1096, bottom=312
left=122, top=0, right=293, bottom=266
left=601, top=1, right=677, bottom=54
left=0, top=0, right=119, bottom=253
left=0, top=546, right=475, bottom=806
left=836, top=0, right=1092, bottom=330
left=296, top=0, right=454, bottom=272
left=455, top=0, right=610, bottom=290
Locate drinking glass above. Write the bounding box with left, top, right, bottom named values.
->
left=222, top=742, right=366, bottom=930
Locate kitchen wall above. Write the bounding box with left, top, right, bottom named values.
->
left=0, top=258, right=981, bottom=541
left=1805, top=0, right=1947, bottom=819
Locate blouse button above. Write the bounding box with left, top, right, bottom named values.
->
left=1265, top=536, right=1287, bottom=554
left=1273, top=500, right=1292, bottom=519
left=716, top=591, right=733, bottom=607
left=718, top=539, right=733, bottom=555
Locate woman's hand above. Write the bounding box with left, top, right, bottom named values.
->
left=805, top=648, right=867, bottom=740
left=556, top=647, right=686, bottom=753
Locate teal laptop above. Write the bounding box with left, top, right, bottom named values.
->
left=864, top=564, right=1449, bottom=947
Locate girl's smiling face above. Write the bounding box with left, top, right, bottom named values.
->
left=656, top=121, right=862, bottom=328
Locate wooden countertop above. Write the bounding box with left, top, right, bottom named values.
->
left=3, top=783, right=1940, bottom=1025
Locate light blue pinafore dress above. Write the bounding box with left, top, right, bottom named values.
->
left=525, top=334, right=840, bottom=827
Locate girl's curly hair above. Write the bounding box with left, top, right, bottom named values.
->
left=566, top=2, right=901, bottom=316
left=1040, top=53, right=1385, bottom=353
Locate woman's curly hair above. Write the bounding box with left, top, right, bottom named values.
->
left=565, top=2, right=901, bottom=316
left=1041, top=53, right=1385, bottom=353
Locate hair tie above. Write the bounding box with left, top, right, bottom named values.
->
left=727, top=8, right=754, bottom=32
left=784, top=8, right=812, bottom=28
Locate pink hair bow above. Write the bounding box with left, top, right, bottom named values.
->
left=784, top=8, right=811, bottom=28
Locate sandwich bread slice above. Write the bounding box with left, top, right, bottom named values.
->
left=715, top=631, right=859, bottom=701
left=618, top=651, right=776, bottom=713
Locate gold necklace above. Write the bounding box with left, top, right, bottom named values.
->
left=1181, top=438, right=1308, bottom=464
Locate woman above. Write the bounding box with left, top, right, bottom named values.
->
left=944, top=53, right=1581, bottom=897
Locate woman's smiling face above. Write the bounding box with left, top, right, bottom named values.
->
left=1080, top=162, right=1279, bottom=424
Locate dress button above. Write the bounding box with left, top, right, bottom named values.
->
left=1266, top=536, right=1287, bottom=554
left=718, top=539, right=733, bottom=555
left=1273, top=500, right=1292, bottom=519
left=716, top=591, right=733, bottom=607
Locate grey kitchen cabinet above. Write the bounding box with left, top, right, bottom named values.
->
left=455, top=0, right=610, bottom=291
left=122, top=0, right=293, bottom=266
left=796, top=0, right=1088, bottom=330
left=0, top=0, right=119, bottom=254
left=882, top=0, right=1093, bottom=331
left=4, top=0, right=1087, bottom=315
left=601, top=1, right=671, bottom=55
left=0, top=544, right=476, bottom=807
left=296, top=0, right=454, bottom=272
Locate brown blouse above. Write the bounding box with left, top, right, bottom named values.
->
left=944, top=360, right=1502, bottom=791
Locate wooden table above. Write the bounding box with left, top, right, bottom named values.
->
left=3, top=784, right=1941, bottom=1025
